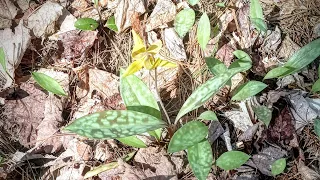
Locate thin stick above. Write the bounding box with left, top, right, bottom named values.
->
left=154, top=68, right=171, bottom=125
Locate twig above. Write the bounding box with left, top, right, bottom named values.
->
left=154, top=68, right=171, bottom=125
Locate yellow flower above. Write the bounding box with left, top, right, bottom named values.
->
left=122, top=30, right=177, bottom=77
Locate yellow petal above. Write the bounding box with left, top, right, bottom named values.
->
left=151, top=58, right=177, bottom=69
left=122, top=60, right=144, bottom=77
left=132, top=30, right=146, bottom=53
left=147, top=40, right=162, bottom=55
left=143, top=56, right=155, bottom=70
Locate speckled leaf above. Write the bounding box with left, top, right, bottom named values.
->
left=312, top=79, right=320, bottom=92
left=264, top=67, right=296, bottom=80
left=117, top=136, right=147, bottom=148
left=105, top=16, right=118, bottom=32
left=32, top=72, right=67, bottom=96
left=253, top=106, right=272, bottom=126
left=314, top=119, right=320, bottom=138
left=265, top=38, right=320, bottom=79
left=120, top=71, right=162, bottom=139
left=64, top=110, right=166, bottom=139
left=205, top=57, right=227, bottom=76
left=216, top=151, right=251, bottom=170
left=188, top=0, right=199, bottom=5
left=197, top=13, right=211, bottom=49
left=188, top=140, right=213, bottom=180
left=168, top=121, right=208, bottom=153
left=175, top=73, right=231, bottom=122
left=0, top=48, right=6, bottom=72
left=176, top=55, right=252, bottom=122
left=198, top=111, right=218, bottom=121
left=232, top=81, right=267, bottom=101
left=74, top=18, right=99, bottom=30
left=174, top=9, right=195, bottom=38
left=271, top=158, right=286, bottom=176
left=250, top=0, right=267, bottom=32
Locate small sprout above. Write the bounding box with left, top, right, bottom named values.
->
left=271, top=158, right=286, bottom=176
left=74, top=18, right=99, bottom=30
left=32, top=72, right=67, bottom=96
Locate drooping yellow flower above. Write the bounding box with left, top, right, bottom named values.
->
left=122, top=30, right=177, bottom=77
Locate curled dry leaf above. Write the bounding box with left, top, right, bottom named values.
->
left=163, top=28, right=187, bottom=60
left=115, top=0, right=146, bottom=32
left=146, top=0, right=176, bottom=31
left=27, top=1, right=63, bottom=37
left=0, top=0, right=18, bottom=29
left=224, top=110, right=253, bottom=132
left=0, top=21, right=31, bottom=90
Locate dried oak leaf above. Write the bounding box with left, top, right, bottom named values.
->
left=0, top=0, right=18, bottom=29
left=0, top=21, right=31, bottom=90
left=146, top=0, right=176, bottom=31
left=27, top=1, right=63, bottom=37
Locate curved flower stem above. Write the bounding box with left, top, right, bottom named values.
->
left=154, top=68, right=171, bottom=125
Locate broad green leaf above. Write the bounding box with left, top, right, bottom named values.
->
left=120, top=70, right=162, bottom=139
left=265, top=38, right=320, bottom=79
left=264, top=67, right=296, bottom=80
left=176, top=55, right=252, bottom=122
left=74, top=18, right=99, bottom=30
left=216, top=2, right=225, bottom=7
left=188, top=0, right=199, bottom=5
left=0, top=47, right=6, bottom=72
left=197, top=13, right=211, bottom=50
left=251, top=18, right=267, bottom=33
left=64, top=110, right=166, bottom=139
left=312, top=79, right=320, bottom=93
left=233, top=50, right=252, bottom=62
left=228, top=50, right=252, bottom=74
left=205, top=57, right=227, bottom=75
left=168, top=121, right=208, bottom=153
left=253, top=106, right=272, bottom=126
left=216, top=151, right=251, bottom=170
left=84, top=152, right=135, bottom=179
left=232, top=81, right=267, bottom=101
left=175, top=73, right=231, bottom=121
left=174, top=9, right=195, bottom=38
left=105, top=16, right=118, bottom=32
left=188, top=140, right=213, bottom=180
left=198, top=111, right=218, bottom=121
left=32, top=72, right=67, bottom=96
left=117, top=136, right=147, bottom=148
left=250, top=0, right=267, bottom=32
left=271, top=158, right=286, bottom=176
left=314, top=119, right=320, bottom=137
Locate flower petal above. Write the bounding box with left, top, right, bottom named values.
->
left=151, top=58, right=177, bottom=69
left=123, top=59, right=144, bottom=77
left=147, top=40, right=162, bottom=55
left=132, top=30, right=146, bottom=53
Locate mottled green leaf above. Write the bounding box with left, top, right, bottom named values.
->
left=271, top=158, right=286, bottom=176
left=174, top=9, right=195, bottom=38
left=188, top=0, right=199, bottom=5
left=265, top=38, right=320, bottom=79
left=64, top=110, right=166, bottom=139
left=84, top=152, right=135, bottom=179
left=74, top=18, right=99, bottom=30
left=117, top=136, right=147, bottom=148
left=168, top=121, right=208, bottom=153
left=216, top=151, right=251, bottom=170
left=175, top=73, right=231, bottom=121
left=176, top=54, right=252, bottom=122
left=188, top=140, right=213, bottom=180
left=197, top=13, right=211, bottom=50
left=216, top=2, right=225, bottom=7
left=253, top=106, right=272, bottom=126
left=120, top=71, right=162, bottom=139
left=250, top=0, right=267, bottom=32
left=205, top=57, right=227, bottom=75
left=148, top=128, right=162, bottom=140
left=232, top=81, right=267, bottom=101
left=314, top=119, right=320, bottom=137
left=312, top=79, right=320, bottom=92
left=233, top=50, right=252, bottom=62
left=264, top=67, right=296, bottom=80
left=32, top=72, right=67, bottom=96
left=198, top=111, right=218, bottom=121
left=228, top=50, right=252, bottom=74
left=105, top=16, right=118, bottom=32
left=0, top=47, right=6, bottom=72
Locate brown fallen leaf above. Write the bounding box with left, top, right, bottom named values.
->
left=215, top=43, right=236, bottom=67
left=163, top=28, right=187, bottom=60
left=0, top=0, right=18, bottom=29
left=146, top=0, right=176, bottom=31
